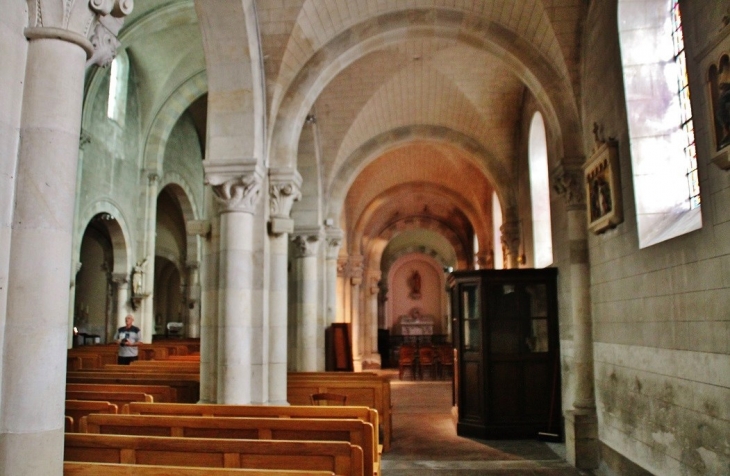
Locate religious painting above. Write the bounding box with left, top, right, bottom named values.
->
left=709, top=54, right=730, bottom=152
left=584, top=137, right=622, bottom=234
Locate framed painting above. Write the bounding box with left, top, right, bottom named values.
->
left=584, top=138, right=622, bottom=234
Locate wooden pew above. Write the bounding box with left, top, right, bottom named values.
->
left=287, top=372, right=391, bottom=451
left=66, top=384, right=177, bottom=403
left=67, top=391, right=153, bottom=409
left=66, top=372, right=199, bottom=402
left=104, top=364, right=199, bottom=374
left=65, top=400, right=118, bottom=432
left=65, top=416, right=74, bottom=433
left=65, top=433, right=364, bottom=476
left=166, top=355, right=201, bottom=362
left=64, top=462, right=335, bottom=475
left=124, top=403, right=380, bottom=469
left=80, top=414, right=376, bottom=476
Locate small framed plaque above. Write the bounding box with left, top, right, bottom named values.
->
left=584, top=136, right=622, bottom=234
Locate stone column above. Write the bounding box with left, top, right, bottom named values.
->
left=292, top=230, right=321, bottom=371
left=199, top=195, right=218, bottom=404
left=349, top=255, right=364, bottom=371
left=185, top=262, right=201, bottom=338
left=500, top=220, right=521, bottom=269
left=112, top=273, right=130, bottom=329
left=0, top=2, right=131, bottom=474
left=206, top=163, right=264, bottom=404
left=139, top=171, right=159, bottom=342
left=324, top=227, right=343, bottom=327
left=268, top=168, right=301, bottom=403
left=337, top=257, right=350, bottom=324
left=363, top=274, right=381, bottom=369
left=552, top=159, right=598, bottom=469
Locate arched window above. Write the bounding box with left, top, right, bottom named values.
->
left=107, top=50, right=129, bottom=126
left=492, top=192, right=504, bottom=270
left=528, top=112, right=553, bottom=268
left=618, top=0, right=701, bottom=248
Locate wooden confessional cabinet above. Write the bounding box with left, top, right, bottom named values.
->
left=448, top=268, right=562, bottom=440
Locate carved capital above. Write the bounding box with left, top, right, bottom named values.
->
left=111, top=273, right=128, bottom=286
left=552, top=159, right=585, bottom=209
left=269, top=168, right=302, bottom=219
left=500, top=220, right=521, bottom=257
left=292, top=231, right=321, bottom=258
left=325, top=227, right=344, bottom=259
left=349, top=255, right=364, bottom=285
left=26, top=0, right=132, bottom=65
left=205, top=161, right=264, bottom=214
left=337, top=257, right=350, bottom=277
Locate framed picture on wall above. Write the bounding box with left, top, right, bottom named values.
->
left=583, top=137, right=622, bottom=234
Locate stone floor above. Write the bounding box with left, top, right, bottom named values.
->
left=381, top=374, right=594, bottom=476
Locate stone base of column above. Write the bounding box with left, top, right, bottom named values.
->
left=362, top=353, right=381, bottom=370
left=0, top=427, right=64, bottom=475
left=564, top=409, right=599, bottom=470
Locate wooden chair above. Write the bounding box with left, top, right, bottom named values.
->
left=436, top=345, right=454, bottom=379
left=310, top=392, right=348, bottom=405
left=398, top=344, right=417, bottom=380
left=418, top=345, right=436, bottom=380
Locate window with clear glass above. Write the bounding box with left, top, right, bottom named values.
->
left=618, top=0, right=702, bottom=248
left=107, top=51, right=129, bottom=126
left=492, top=192, right=504, bottom=269
left=528, top=113, right=553, bottom=267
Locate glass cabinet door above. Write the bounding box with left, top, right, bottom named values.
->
left=461, top=284, right=480, bottom=351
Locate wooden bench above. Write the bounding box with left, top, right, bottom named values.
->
left=64, top=462, right=334, bottom=475
left=67, top=391, right=153, bottom=409
left=66, top=372, right=199, bottom=403
left=104, top=364, right=199, bottom=374
left=65, top=400, right=118, bottom=432
left=287, top=373, right=391, bottom=451
left=80, top=414, right=376, bottom=476
left=124, top=403, right=380, bottom=469
left=65, top=433, right=363, bottom=476
left=66, top=384, right=177, bottom=403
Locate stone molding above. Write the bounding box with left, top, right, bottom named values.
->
left=552, top=158, right=586, bottom=210
left=26, top=0, right=133, bottom=65
left=292, top=231, right=321, bottom=258
left=206, top=162, right=264, bottom=214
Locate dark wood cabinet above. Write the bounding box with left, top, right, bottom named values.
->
left=449, top=268, right=561, bottom=439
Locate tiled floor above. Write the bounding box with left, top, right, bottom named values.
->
left=381, top=375, right=594, bottom=475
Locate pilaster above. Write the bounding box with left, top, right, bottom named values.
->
left=552, top=157, right=598, bottom=470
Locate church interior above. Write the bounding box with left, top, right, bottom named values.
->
left=1, top=1, right=730, bottom=475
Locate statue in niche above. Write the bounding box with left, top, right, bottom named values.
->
left=408, top=270, right=422, bottom=300
left=131, top=258, right=147, bottom=297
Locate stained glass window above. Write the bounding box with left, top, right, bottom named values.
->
left=671, top=1, right=700, bottom=209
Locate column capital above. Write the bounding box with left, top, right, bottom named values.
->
left=500, top=220, right=522, bottom=266
left=349, top=255, right=364, bottom=285
left=552, top=158, right=586, bottom=210
left=111, top=273, right=128, bottom=285
left=206, top=162, right=265, bottom=214
left=292, top=229, right=322, bottom=258
left=325, top=227, right=344, bottom=259
left=337, top=257, right=350, bottom=277
left=269, top=167, right=302, bottom=236
left=26, top=0, right=133, bottom=65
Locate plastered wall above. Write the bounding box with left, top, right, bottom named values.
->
left=584, top=2, right=730, bottom=474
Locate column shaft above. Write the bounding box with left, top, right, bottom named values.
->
left=268, top=233, right=289, bottom=402
left=199, top=206, right=219, bottom=403
left=0, top=38, right=86, bottom=476
left=217, top=211, right=254, bottom=403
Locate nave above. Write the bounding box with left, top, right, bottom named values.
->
left=383, top=374, right=591, bottom=476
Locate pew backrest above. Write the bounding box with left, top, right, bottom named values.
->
left=66, top=383, right=177, bottom=403
left=81, top=414, right=375, bottom=476
left=65, top=433, right=363, bottom=476
left=63, top=461, right=335, bottom=475
left=65, top=400, right=118, bottom=432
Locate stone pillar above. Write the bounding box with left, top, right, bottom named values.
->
left=0, top=2, right=131, bottom=474
left=324, top=227, right=343, bottom=327
left=337, top=257, right=350, bottom=324
left=500, top=220, right=521, bottom=269
left=112, top=273, right=130, bottom=329
left=552, top=159, right=598, bottom=469
left=139, top=171, right=160, bottom=344
left=185, top=262, right=201, bottom=338
left=199, top=194, right=219, bottom=404
left=268, top=168, right=301, bottom=403
left=206, top=163, right=264, bottom=404
left=363, top=274, right=381, bottom=369
left=349, top=255, right=364, bottom=371
left=293, top=230, right=321, bottom=371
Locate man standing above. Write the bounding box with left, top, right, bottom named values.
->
left=114, top=315, right=141, bottom=364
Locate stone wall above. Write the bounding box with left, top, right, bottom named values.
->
left=584, top=1, right=730, bottom=474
